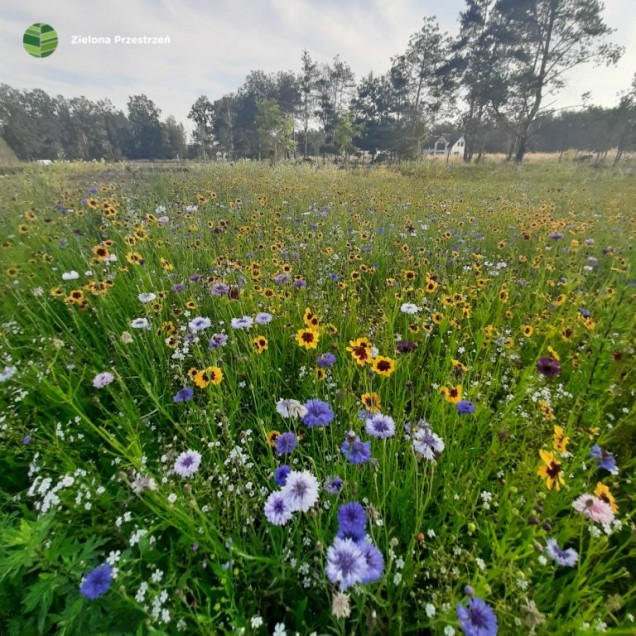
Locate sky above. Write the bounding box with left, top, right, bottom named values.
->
left=2, top=0, right=635, bottom=136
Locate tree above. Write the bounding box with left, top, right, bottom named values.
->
left=446, top=0, right=511, bottom=161
left=495, top=0, right=623, bottom=162
left=299, top=50, right=319, bottom=157
left=163, top=115, right=187, bottom=159
left=315, top=56, right=356, bottom=152
left=127, top=94, right=163, bottom=159
left=255, top=99, right=294, bottom=163
left=613, top=74, right=636, bottom=166
left=333, top=111, right=358, bottom=161
left=188, top=96, right=215, bottom=159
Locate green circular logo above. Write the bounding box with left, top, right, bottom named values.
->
left=23, top=23, right=58, bottom=58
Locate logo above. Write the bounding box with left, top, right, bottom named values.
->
left=23, top=23, right=58, bottom=58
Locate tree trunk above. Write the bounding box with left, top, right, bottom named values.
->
left=514, top=134, right=527, bottom=163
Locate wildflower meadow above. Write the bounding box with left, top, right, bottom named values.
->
left=0, top=160, right=634, bottom=635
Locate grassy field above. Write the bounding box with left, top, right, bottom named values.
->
left=0, top=160, right=634, bottom=635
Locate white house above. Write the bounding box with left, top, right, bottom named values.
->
left=423, top=135, right=465, bottom=157
left=450, top=136, right=465, bottom=156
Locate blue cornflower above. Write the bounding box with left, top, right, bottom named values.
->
left=325, top=538, right=368, bottom=591
left=337, top=502, right=366, bottom=541
left=274, top=464, right=292, bottom=486
left=457, top=596, right=498, bottom=636
left=324, top=475, right=343, bottom=494
left=365, top=413, right=395, bottom=439
left=317, top=353, right=336, bottom=368
left=208, top=333, right=228, bottom=349
left=275, top=432, right=298, bottom=455
left=173, top=387, right=194, bottom=403
left=255, top=312, right=273, bottom=325
left=457, top=400, right=476, bottom=414
left=341, top=431, right=372, bottom=464
left=546, top=538, right=578, bottom=567
left=80, top=564, right=113, bottom=600
left=590, top=445, right=618, bottom=474
left=302, top=399, right=334, bottom=428
left=359, top=541, right=384, bottom=584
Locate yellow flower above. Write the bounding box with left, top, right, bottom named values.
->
left=441, top=385, right=463, bottom=404
left=537, top=449, right=564, bottom=490
left=303, top=307, right=320, bottom=329
left=372, top=356, right=396, bottom=377
left=194, top=366, right=223, bottom=388
left=594, top=482, right=618, bottom=512
left=522, top=325, right=534, bottom=337
left=360, top=392, right=381, bottom=413
left=547, top=346, right=560, bottom=361
left=552, top=425, right=569, bottom=452
left=296, top=328, right=319, bottom=349
left=451, top=359, right=468, bottom=372
left=253, top=335, right=268, bottom=353
left=346, top=338, right=372, bottom=365
left=538, top=400, right=554, bottom=420
left=266, top=430, right=280, bottom=447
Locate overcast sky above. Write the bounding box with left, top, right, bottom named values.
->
left=2, top=0, right=635, bottom=136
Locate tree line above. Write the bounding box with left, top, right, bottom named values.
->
left=1, top=0, right=634, bottom=163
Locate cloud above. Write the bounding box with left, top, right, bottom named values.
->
left=1, top=0, right=634, bottom=137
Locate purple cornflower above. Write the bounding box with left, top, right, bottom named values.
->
left=173, top=450, right=202, bottom=478
left=173, top=387, right=194, bottom=403
left=546, top=538, right=578, bottom=567
left=208, top=333, right=228, bottom=349
left=578, top=307, right=591, bottom=317
left=325, top=538, right=368, bottom=591
left=80, top=564, right=113, bottom=600
left=189, top=274, right=201, bottom=282
left=341, top=431, right=372, bottom=464
left=365, top=413, right=396, bottom=439
left=457, top=596, right=498, bottom=636
left=536, top=356, right=561, bottom=377
left=211, top=283, right=230, bottom=296
left=457, top=400, right=476, bottom=414
left=396, top=340, right=418, bottom=354
left=549, top=231, right=564, bottom=240
left=327, top=273, right=339, bottom=282
left=255, top=312, right=273, bottom=325
left=281, top=470, right=319, bottom=512
left=264, top=491, right=293, bottom=526
left=412, top=423, right=445, bottom=461
left=275, top=432, right=298, bottom=455
left=231, top=316, right=253, bottom=330
left=317, top=352, right=336, bottom=368
left=324, top=475, right=343, bottom=494
left=359, top=541, right=384, bottom=584
left=92, top=372, right=114, bottom=389
left=171, top=283, right=185, bottom=292
left=23, top=435, right=31, bottom=444
left=590, top=445, right=618, bottom=474
left=274, top=465, right=292, bottom=486
left=337, top=502, right=366, bottom=541
left=189, top=316, right=211, bottom=332
left=293, top=279, right=307, bottom=289
left=302, top=399, right=334, bottom=428
left=273, top=273, right=291, bottom=284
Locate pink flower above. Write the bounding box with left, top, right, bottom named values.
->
left=572, top=494, right=615, bottom=524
